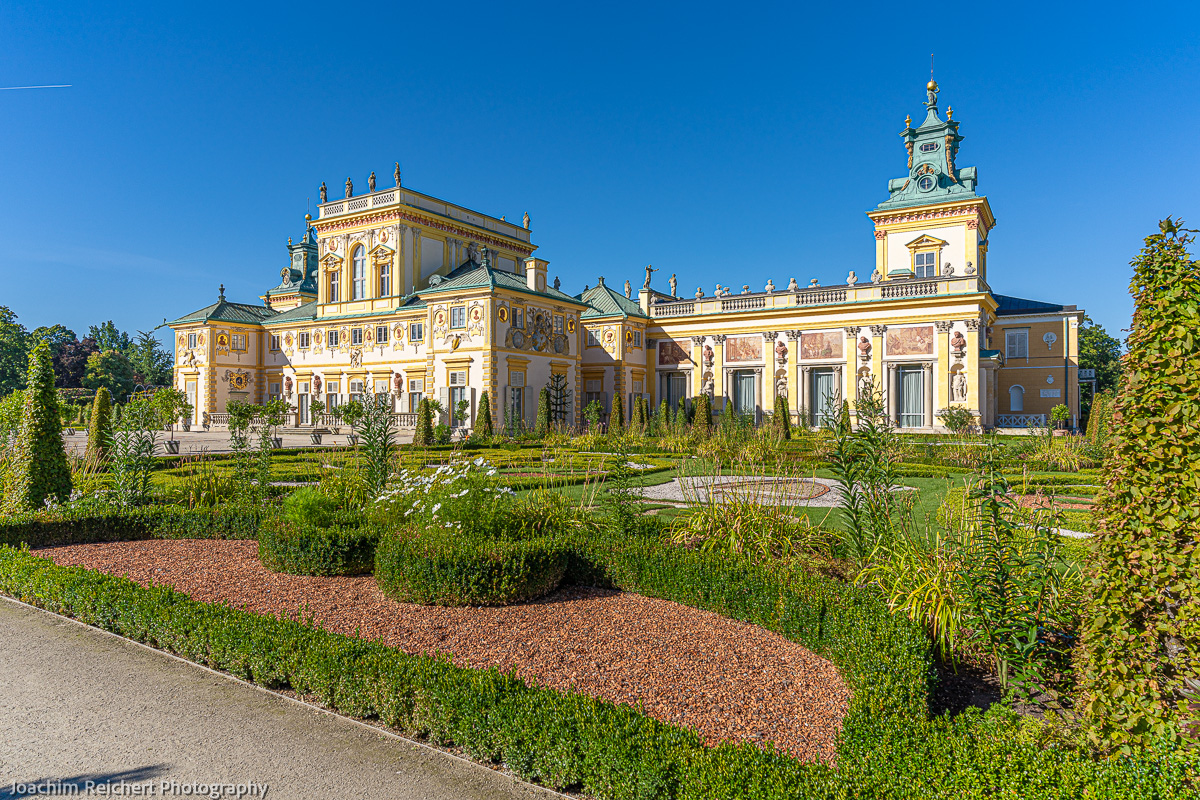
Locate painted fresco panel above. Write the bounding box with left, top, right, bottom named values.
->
left=658, top=340, right=691, bottom=366
left=724, top=335, right=762, bottom=363
left=800, top=331, right=842, bottom=360
left=887, top=325, right=935, bottom=357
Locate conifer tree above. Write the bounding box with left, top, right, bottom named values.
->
left=535, top=387, right=551, bottom=436
left=413, top=398, right=434, bottom=446
left=476, top=390, right=493, bottom=437
left=1080, top=219, right=1199, bottom=750
left=722, top=394, right=734, bottom=427
left=774, top=395, right=792, bottom=440
left=692, top=392, right=712, bottom=432
left=610, top=393, right=624, bottom=433
left=8, top=342, right=72, bottom=511
left=86, top=386, right=112, bottom=462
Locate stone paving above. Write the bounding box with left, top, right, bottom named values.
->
left=640, top=475, right=844, bottom=507
left=62, top=428, right=415, bottom=456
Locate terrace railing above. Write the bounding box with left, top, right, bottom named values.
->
left=996, top=413, right=1047, bottom=428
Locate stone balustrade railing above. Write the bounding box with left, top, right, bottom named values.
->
left=649, top=275, right=986, bottom=319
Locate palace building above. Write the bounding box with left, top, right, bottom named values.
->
left=168, top=82, right=1082, bottom=433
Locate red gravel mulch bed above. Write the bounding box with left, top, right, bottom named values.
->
left=33, top=539, right=849, bottom=763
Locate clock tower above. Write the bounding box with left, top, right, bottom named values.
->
left=867, top=81, right=995, bottom=283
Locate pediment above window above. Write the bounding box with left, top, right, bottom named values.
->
left=321, top=253, right=343, bottom=271
left=369, top=243, right=395, bottom=262
left=904, top=234, right=948, bottom=251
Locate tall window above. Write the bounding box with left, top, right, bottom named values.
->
left=449, top=371, right=468, bottom=426
left=187, top=333, right=197, bottom=349
left=733, top=371, right=756, bottom=418
left=329, top=272, right=340, bottom=302
left=665, top=374, right=687, bottom=414
left=327, top=330, right=340, bottom=348
left=270, top=334, right=280, bottom=351
left=408, top=378, right=424, bottom=413
left=352, top=246, right=366, bottom=299
left=379, top=259, right=391, bottom=297
left=811, top=369, right=838, bottom=427
left=1005, top=329, right=1029, bottom=360
left=898, top=367, right=925, bottom=428
left=914, top=251, right=937, bottom=278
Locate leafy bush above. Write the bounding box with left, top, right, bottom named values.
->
left=0, top=504, right=263, bottom=548
left=936, top=405, right=977, bottom=436
left=258, top=515, right=378, bottom=576
left=282, top=487, right=342, bottom=528
left=1080, top=220, right=1200, bottom=751
left=610, top=392, right=624, bottom=433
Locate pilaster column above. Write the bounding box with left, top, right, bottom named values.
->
left=763, top=331, right=778, bottom=405
left=935, top=320, right=954, bottom=417
left=712, top=335, right=726, bottom=409
left=400, top=225, right=413, bottom=294
left=799, top=365, right=811, bottom=422
left=923, top=361, right=934, bottom=429
left=843, top=327, right=860, bottom=420
left=691, top=336, right=705, bottom=399
left=965, top=319, right=981, bottom=423
left=870, top=324, right=887, bottom=410
left=786, top=330, right=801, bottom=415
left=885, top=363, right=897, bottom=424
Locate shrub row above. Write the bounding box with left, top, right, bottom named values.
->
left=939, top=487, right=1097, bottom=534
left=257, top=516, right=379, bottom=577
left=0, top=504, right=263, bottom=549
left=2, top=533, right=1193, bottom=797
left=375, top=529, right=567, bottom=606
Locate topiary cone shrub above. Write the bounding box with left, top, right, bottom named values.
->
left=86, top=386, right=112, bottom=463
left=535, top=387, right=551, bottom=436
left=8, top=343, right=72, bottom=512
left=413, top=398, right=434, bottom=446
left=1080, top=219, right=1200, bottom=751
left=774, top=395, right=791, bottom=439
left=692, top=392, right=712, bottom=432
left=610, top=393, right=624, bottom=433
left=476, top=390, right=493, bottom=437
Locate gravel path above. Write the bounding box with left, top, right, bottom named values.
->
left=34, top=540, right=849, bottom=763
left=640, top=475, right=844, bottom=507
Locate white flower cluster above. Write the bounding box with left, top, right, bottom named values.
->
left=374, top=456, right=513, bottom=531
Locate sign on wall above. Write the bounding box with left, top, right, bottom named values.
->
left=1041, top=389, right=1061, bottom=398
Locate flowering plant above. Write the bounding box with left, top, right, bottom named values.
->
left=373, top=457, right=515, bottom=537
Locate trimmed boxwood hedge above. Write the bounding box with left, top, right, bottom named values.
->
left=257, top=517, right=379, bottom=576
left=0, top=534, right=1193, bottom=798
left=375, top=528, right=567, bottom=606
left=0, top=504, right=263, bottom=548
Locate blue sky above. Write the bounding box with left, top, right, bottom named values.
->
left=2, top=1, right=1197, bottom=346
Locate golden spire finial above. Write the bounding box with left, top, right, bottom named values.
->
left=947, top=105, right=953, bottom=120
left=905, top=114, right=911, bottom=127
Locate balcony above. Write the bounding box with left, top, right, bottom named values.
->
left=648, top=275, right=989, bottom=319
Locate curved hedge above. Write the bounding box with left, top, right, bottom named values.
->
left=375, top=528, right=567, bottom=606
left=257, top=517, right=378, bottom=576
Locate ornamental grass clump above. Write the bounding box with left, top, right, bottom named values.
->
left=1080, top=219, right=1200, bottom=751
left=6, top=343, right=72, bottom=512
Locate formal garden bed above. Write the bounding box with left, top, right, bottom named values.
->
left=1, top=225, right=1197, bottom=799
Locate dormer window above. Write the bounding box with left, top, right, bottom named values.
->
left=914, top=252, right=937, bottom=278
left=919, top=142, right=940, bottom=152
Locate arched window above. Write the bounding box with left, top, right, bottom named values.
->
left=329, top=271, right=340, bottom=303
left=352, top=246, right=366, bottom=299
left=379, top=258, right=391, bottom=297
left=1009, top=385, right=1024, bottom=412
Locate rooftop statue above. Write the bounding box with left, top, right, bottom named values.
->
left=394, top=162, right=402, bottom=187
left=669, top=273, right=677, bottom=297
left=624, top=280, right=632, bottom=298
left=643, top=264, right=658, bottom=289
left=368, top=171, right=376, bottom=192
left=319, top=182, right=327, bottom=203
left=345, top=177, right=353, bottom=198
left=523, top=211, right=530, bottom=230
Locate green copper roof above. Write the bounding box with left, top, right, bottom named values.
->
left=265, top=301, right=317, bottom=324
left=875, top=82, right=981, bottom=212
left=577, top=280, right=648, bottom=319
left=420, top=256, right=582, bottom=305
left=169, top=293, right=278, bottom=326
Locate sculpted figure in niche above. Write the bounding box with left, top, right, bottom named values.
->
left=775, top=340, right=788, bottom=362
left=702, top=375, right=714, bottom=398
left=858, top=336, right=872, bottom=360
left=858, top=373, right=872, bottom=398
left=703, top=344, right=714, bottom=367
left=952, top=372, right=968, bottom=402
left=950, top=330, right=967, bottom=356
left=284, top=377, right=293, bottom=397
left=776, top=376, right=787, bottom=399
left=394, top=373, right=403, bottom=395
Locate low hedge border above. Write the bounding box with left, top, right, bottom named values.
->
left=1, top=536, right=1192, bottom=797
left=0, top=505, right=263, bottom=549
left=257, top=517, right=379, bottom=577
left=375, top=529, right=568, bottom=606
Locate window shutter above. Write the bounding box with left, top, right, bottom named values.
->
left=438, top=388, right=450, bottom=424
left=469, top=387, right=476, bottom=428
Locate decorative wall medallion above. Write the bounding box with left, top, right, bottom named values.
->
left=625, top=330, right=633, bottom=344
left=566, top=318, right=576, bottom=333
left=327, top=240, right=338, bottom=252
left=497, top=306, right=509, bottom=323
left=222, top=369, right=251, bottom=390
left=284, top=332, right=294, bottom=347
left=197, top=333, right=205, bottom=346
left=177, top=334, right=186, bottom=346
left=216, top=333, right=230, bottom=349
left=511, top=330, right=525, bottom=348
left=393, top=323, right=405, bottom=340
left=553, top=334, right=568, bottom=354
left=470, top=305, right=483, bottom=323
left=365, top=327, right=374, bottom=343
left=379, top=229, right=389, bottom=243
left=603, top=329, right=615, bottom=344
left=434, top=309, right=447, bottom=327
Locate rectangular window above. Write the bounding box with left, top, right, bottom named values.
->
left=351, top=328, right=363, bottom=346
left=297, top=393, right=309, bottom=424
left=408, top=378, right=424, bottom=414
left=914, top=251, right=937, bottom=278
left=376, top=325, right=389, bottom=345
left=298, top=332, right=311, bottom=349
left=510, top=371, right=525, bottom=388
left=514, top=308, right=524, bottom=329
left=509, top=387, right=524, bottom=424
left=329, top=272, right=340, bottom=303
left=633, top=331, right=642, bottom=347
left=633, top=380, right=643, bottom=394
left=897, top=367, right=925, bottom=428
left=733, top=370, right=756, bottom=418
left=270, top=335, right=280, bottom=351
left=326, top=380, right=340, bottom=411
left=231, top=334, right=247, bottom=352
left=269, top=382, right=280, bottom=399
left=665, top=373, right=687, bottom=413
left=409, top=322, right=424, bottom=342
left=586, top=330, right=599, bottom=347
left=379, top=262, right=391, bottom=297
left=810, top=369, right=838, bottom=427
left=553, top=314, right=564, bottom=334
left=349, top=379, right=364, bottom=403
left=187, top=333, right=197, bottom=349
left=327, top=330, right=340, bottom=348
left=373, top=379, right=389, bottom=395
left=450, top=307, right=466, bottom=329
left=1006, top=329, right=1028, bottom=360
left=449, top=370, right=467, bottom=386
left=450, top=386, right=467, bottom=426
